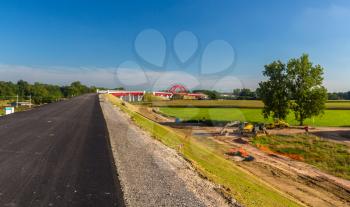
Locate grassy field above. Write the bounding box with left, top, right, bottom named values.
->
left=159, top=107, right=350, bottom=127
left=0, top=100, right=10, bottom=107
left=106, top=94, right=301, bottom=207
left=0, top=100, right=10, bottom=116
left=148, top=99, right=350, bottom=109
left=148, top=100, right=264, bottom=108
left=252, top=135, right=350, bottom=180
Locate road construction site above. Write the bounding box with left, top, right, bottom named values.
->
left=100, top=95, right=234, bottom=207
left=128, top=104, right=350, bottom=207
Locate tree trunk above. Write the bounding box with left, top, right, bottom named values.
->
left=299, top=112, right=304, bottom=126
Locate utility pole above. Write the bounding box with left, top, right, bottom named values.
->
left=16, top=94, right=18, bottom=108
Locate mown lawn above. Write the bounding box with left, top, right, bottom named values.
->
left=159, top=107, right=350, bottom=127
left=106, top=94, right=301, bottom=207
left=150, top=100, right=264, bottom=108
left=251, top=135, right=350, bottom=180
left=148, top=99, right=350, bottom=109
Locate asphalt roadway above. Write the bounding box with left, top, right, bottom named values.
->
left=0, top=94, right=124, bottom=207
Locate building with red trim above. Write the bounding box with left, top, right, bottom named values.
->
left=97, top=84, right=207, bottom=102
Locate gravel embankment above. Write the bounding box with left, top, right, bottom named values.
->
left=100, top=96, right=233, bottom=207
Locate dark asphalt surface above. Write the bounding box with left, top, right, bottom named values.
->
left=0, top=94, right=124, bottom=207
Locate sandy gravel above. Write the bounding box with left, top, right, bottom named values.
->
left=100, top=96, right=234, bottom=207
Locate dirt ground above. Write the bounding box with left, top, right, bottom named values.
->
left=175, top=125, right=350, bottom=207
left=136, top=106, right=350, bottom=207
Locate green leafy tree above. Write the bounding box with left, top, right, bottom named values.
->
left=45, top=85, right=63, bottom=102
left=32, top=83, right=49, bottom=104
left=287, top=54, right=327, bottom=126
left=17, top=80, right=31, bottom=99
left=232, top=88, right=257, bottom=100
left=327, top=91, right=350, bottom=100
left=233, top=89, right=241, bottom=96
left=0, top=81, right=17, bottom=97
left=192, top=90, right=219, bottom=100
left=258, top=61, right=290, bottom=120
left=0, top=80, right=95, bottom=104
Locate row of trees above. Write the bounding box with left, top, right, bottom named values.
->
left=258, top=54, right=328, bottom=126
left=0, top=80, right=96, bottom=104
left=328, top=92, right=350, bottom=100
left=192, top=89, right=257, bottom=100
left=193, top=88, right=348, bottom=101
left=192, top=90, right=220, bottom=100
left=232, top=88, right=257, bottom=100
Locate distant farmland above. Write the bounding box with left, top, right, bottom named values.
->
left=149, top=100, right=350, bottom=110
left=159, top=107, right=350, bottom=127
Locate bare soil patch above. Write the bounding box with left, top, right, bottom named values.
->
left=140, top=106, right=350, bottom=207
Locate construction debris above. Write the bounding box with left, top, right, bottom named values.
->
left=266, top=119, right=289, bottom=129
left=220, top=121, right=269, bottom=137
left=220, top=121, right=240, bottom=135
left=226, top=147, right=254, bottom=162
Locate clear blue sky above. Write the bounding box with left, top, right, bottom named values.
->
left=0, top=0, right=349, bottom=91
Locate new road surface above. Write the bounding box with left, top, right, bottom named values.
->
left=0, top=94, right=124, bottom=207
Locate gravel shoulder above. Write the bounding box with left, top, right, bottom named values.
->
left=100, top=96, right=232, bottom=207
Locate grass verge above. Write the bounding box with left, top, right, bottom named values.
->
left=252, top=134, right=350, bottom=180
left=105, top=94, right=302, bottom=207
left=0, top=100, right=10, bottom=116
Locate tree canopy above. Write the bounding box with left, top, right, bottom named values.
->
left=258, top=54, right=327, bottom=125
left=328, top=91, right=350, bottom=100
left=0, top=80, right=96, bottom=104
left=192, top=90, right=220, bottom=100
left=258, top=61, right=290, bottom=120
left=287, top=54, right=327, bottom=125
left=233, top=88, right=257, bottom=100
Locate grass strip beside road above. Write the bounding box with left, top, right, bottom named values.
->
left=105, top=94, right=302, bottom=207
left=0, top=100, right=10, bottom=116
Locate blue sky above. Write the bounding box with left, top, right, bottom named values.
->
left=0, top=0, right=349, bottom=91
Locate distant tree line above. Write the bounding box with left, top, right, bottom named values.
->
left=0, top=80, right=96, bottom=104
left=192, top=90, right=220, bottom=100
left=232, top=88, right=257, bottom=100
left=193, top=88, right=349, bottom=101
left=192, top=89, right=257, bottom=100
left=328, top=92, right=350, bottom=100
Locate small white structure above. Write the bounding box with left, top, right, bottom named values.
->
left=99, top=90, right=145, bottom=102
left=5, top=107, right=15, bottom=115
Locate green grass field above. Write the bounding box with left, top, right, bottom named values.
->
left=149, top=100, right=264, bottom=108
left=159, top=107, right=350, bottom=127
left=0, top=100, right=10, bottom=116
left=0, top=100, right=9, bottom=106
left=252, top=135, right=350, bottom=180
left=106, top=94, right=301, bottom=207
left=149, top=99, right=350, bottom=109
